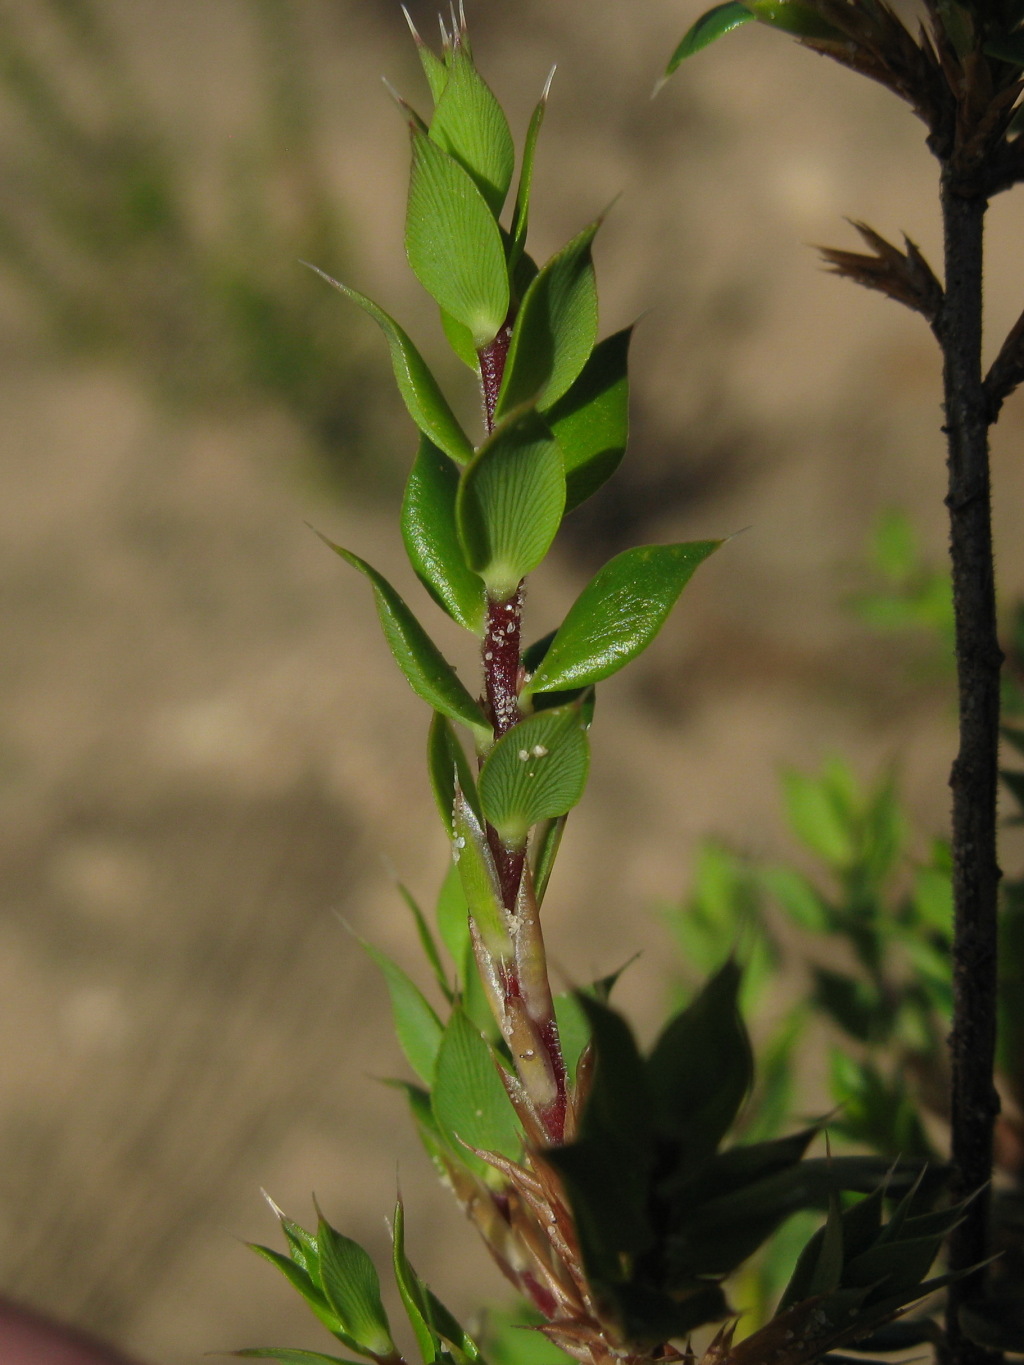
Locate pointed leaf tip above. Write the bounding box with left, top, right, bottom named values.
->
left=665, top=3, right=754, bottom=78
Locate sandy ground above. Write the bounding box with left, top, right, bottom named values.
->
left=1, top=3, right=1023, bottom=1363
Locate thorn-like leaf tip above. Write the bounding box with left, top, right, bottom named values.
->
left=260, top=1187, right=287, bottom=1221
left=400, top=5, right=421, bottom=44
left=541, top=64, right=557, bottom=103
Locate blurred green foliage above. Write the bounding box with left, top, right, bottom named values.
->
left=0, top=0, right=380, bottom=477
left=661, top=510, right=1024, bottom=1328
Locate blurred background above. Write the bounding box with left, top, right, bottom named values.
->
left=1, top=1, right=1023, bottom=1362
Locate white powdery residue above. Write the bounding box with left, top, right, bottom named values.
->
left=531, top=744, right=548, bottom=758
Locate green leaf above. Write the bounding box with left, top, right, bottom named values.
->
left=508, top=73, right=552, bottom=276
left=391, top=1198, right=441, bottom=1364
left=248, top=1244, right=335, bottom=1328
left=429, top=45, right=514, bottom=217
left=432, top=1007, right=522, bottom=1163
left=452, top=790, right=511, bottom=957
left=411, top=22, right=448, bottom=104
left=456, top=408, right=566, bottom=599
left=646, top=960, right=753, bottom=1163
left=496, top=220, right=600, bottom=418
left=422, top=1290, right=484, bottom=1365
left=440, top=308, right=480, bottom=371
left=531, top=815, right=566, bottom=904
left=762, top=864, right=829, bottom=931
left=403, top=437, right=486, bottom=632
left=554, top=990, right=590, bottom=1083
left=478, top=704, right=590, bottom=846
left=435, top=858, right=472, bottom=971
left=814, top=968, right=881, bottom=1042
left=524, top=542, right=720, bottom=696
left=360, top=939, right=444, bottom=1085
left=665, top=2, right=754, bottom=74
left=304, top=269, right=473, bottom=464
left=396, top=880, right=452, bottom=1004
left=385, top=1079, right=453, bottom=1182
left=428, top=712, right=481, bottom=837
left=781, top=767, right=855, bottom=865
left=316, top=1217, right=396, bottom=1358
left=235, top=1351, right=369, bottom=1365
left=546, top=327, right=632, bottom=512
left=746, top=0, right=844, bottom=38
left=544, top=998, right=655, bottom=1277
left=317, top=535, right=488, bottom=740
left=406, top=126, right=509, bottom=347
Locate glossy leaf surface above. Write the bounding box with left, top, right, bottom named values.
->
left=305, top=269, right=472, bottom=464
left=432, top=1007, right=521, bottom=1162
left=546, top=326, right=631, bottom=511
left=456, top=408, right=566, bottom=598
left=406, top=127, right=509, bottom=347
left=665, top=2, right=753, bottom=74
left=319, top=536, right=488, bottom=738
left=525, top=541, right=720, bottom=695
left=402, top=437, right=485, bottom=632
left=496, top=220, right=600, bottom=417
left=429, top=45, right=514, bottom=217
left=478, top=705, right=590, bottom=845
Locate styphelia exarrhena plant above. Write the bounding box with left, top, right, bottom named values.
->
left=237, top=13, right=972, bottom=1365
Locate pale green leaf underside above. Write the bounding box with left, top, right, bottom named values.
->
left=497, top=219, right=600, bottom=418
left=479, top=705, right=590, bottom=845
left=456, top=408, right=566, bottom=598
left=432, top=1008, right=522, bottom=1162
left=318, top=535, right=487, bottom=737
left=304, top=268, right=472, bottom=464
left=406, top=128, right=509, bottom=347
left=441, top=307, right=480, bottom=371
left=666, top=2, right=754, bottom=74
left=401, top=437, right=485, bottom=632
left=429, top=46, right=515, bottom=217
left=316, top=1221, right=395, bottom=1357
left=525, top=541, right=721, bottom=695
left=361, top=938, right=444, bottom=1085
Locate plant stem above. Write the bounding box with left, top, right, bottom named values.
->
left=939, top=174, right=1003, bottom=1365
left=474, top=323, right=568, bottom=1145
